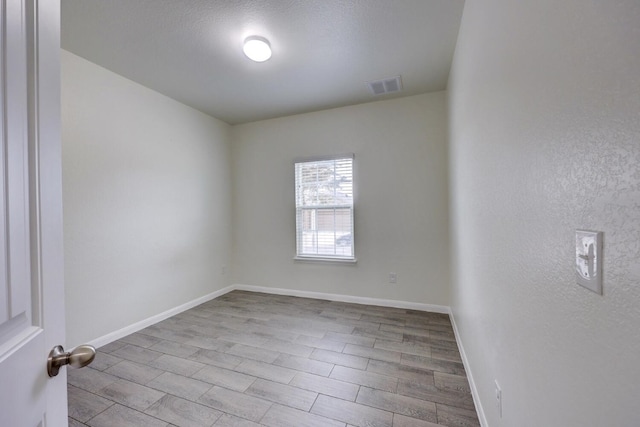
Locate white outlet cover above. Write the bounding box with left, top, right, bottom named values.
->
left=575, top=230, right=603, bottom=294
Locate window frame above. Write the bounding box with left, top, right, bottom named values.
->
left=293, top=154, right=356, bottom=263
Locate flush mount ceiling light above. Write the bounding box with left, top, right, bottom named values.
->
left=243, top=36, right=272, bottom=62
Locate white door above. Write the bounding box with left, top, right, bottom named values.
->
left=0, top=0, right=66, bottom=426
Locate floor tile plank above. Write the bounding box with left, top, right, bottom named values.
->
left=69, top=417, right=89, bottom=427
left=90, top=351, right=123, bottom=371
left=192, top=364, right=257, bottom=392
left=400, top=354, right=466, bottom=376
left=290, top=372, right=359, bottom=401
left=330, top=365, right=398, bottom=393
left=393, top=413, right=441, bottom=427
left=96, top=379, right=165, bottom=411
left=105, top=360, right=164, bottom=385
left=148, top=340, right=200, bottom=358
left=431, top=346, right=462, bottom=363
left=398, top=378, right=475, bottom=410
left=310, top=348, right=369, bottom=370
left=295, top=335, right=347, bottom=352
left=148, top=353, right=206, bottom=377
left=434, top=371, right=472, bottom=394
left=261, top=403, right=346, bottom=427
left=197, top=386, right=272, bottom=422
left=310, top=395, right=393, bottom=427
left=87, top=403, right=169, bottom=427
left=273, top=353, right=334, bottom=376
left=356, top=386, right=437, bottom=423
left=213, top=413, right=263, bottom=426
left=324, top=331, right=376, bottom=347
left=68, top=385, right=114, bottom=423
left=70, top=291, right=479, bottom=427
left=146, top=372, right=212, bottom=401
left=145, top=394, right=222, bottom=427
left=260, top=338, right=314, bottom=357
left=97, top=341, right=127, bottom=354
left=68, top=367, right=119, bottom=393
left=110, top=344, right=163, bottom=365
left=367, top=359, right=435, bottom=383
left=436, top=403, right=481, bottom=427
left=188, top=348, right=244, bottom=369
left=373, top=339, right=431, bottom=358
left=225, top=343, right=280, bottom=363
left=234, top=359, right=297, bottom=383
left=343, top=343, right=402, bottom=363
left=119, top=333, right=162, bottom=348
left=245, top=378, right=318, bottom=411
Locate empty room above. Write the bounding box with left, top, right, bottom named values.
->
left=1, top=1, right=638, bottom=427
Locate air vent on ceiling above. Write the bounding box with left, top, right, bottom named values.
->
left=367, top=75, right=403, bottom=96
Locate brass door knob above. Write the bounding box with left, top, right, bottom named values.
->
left=47, top=344, right=96, bottom=377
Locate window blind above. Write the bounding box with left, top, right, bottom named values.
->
left=294, top=155, right=354, bottom=260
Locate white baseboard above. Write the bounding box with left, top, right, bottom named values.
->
left=449, top=308, right=488, bottom=427
left=87, top=285, right=235, bottom=349
left=233, top=284, right=450, bottom=314
left=86, top=283, right=484, bottom=423
left=88, top=283, right=453, bottom=357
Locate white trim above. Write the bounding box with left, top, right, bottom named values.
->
left=81, top=284, right=483, bottom=424
left=294, top=256, right=357, bottom=264
left=87, top=286, right=235, bottom=349
left=295, top=156, right=355, bottom=260
left=294, top=153, right=354, bottom=163
left=86, top=283, right=455, bottom=359
left=449, top=308, right=488, bottom=427
left=233, top=284, right=450, bottom=313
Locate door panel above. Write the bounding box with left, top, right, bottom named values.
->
left=0, top=0, right=64, bottom=425
left=1, top=0, right=34, bottom=339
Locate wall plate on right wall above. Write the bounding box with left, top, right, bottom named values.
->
left=575, top=230, right=603, bottom=295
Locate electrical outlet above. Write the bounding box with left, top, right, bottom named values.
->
left=575, top=230, right=603, bottom=294
left=389, top=272, right=397, bottom=284
left=495, top=380, right=502, bottom=418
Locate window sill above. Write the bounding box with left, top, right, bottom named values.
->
left=294, top=256, right=357, bottom=264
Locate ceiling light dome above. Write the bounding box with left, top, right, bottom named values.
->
left=243, top=36, right=272, bottom=62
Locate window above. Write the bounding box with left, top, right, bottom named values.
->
left=295, top=155, right=354, bottom=261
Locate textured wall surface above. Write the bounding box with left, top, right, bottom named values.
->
left=231, top=92, right=451, bottom=305
left=62, top=51, right=232, bottom=346
left=448, top=0, right=640, bottom=425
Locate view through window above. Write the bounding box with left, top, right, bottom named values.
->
left=294, top=155, right=354, bottom=260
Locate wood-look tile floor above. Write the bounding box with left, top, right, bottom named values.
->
left=68, top=291, right=480, bottom=427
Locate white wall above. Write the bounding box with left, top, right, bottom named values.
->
left=231, top=93, right=450, bottom=306
left=448, top=1, right=640, bottom=426
left=62, top=50, right=232, bottom=347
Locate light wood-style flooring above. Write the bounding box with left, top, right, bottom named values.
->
left=68, top=290, right=480, bottom=427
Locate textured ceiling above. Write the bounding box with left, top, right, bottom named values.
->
left=61, top=0, right=465, bottom=125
